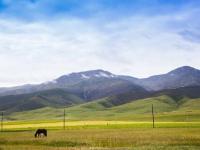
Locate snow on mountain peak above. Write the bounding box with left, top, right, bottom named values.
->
left=81, top=74, right=90, bottom=79
left=93, top=71, right=116, bottom=78
left=80, top=71, right=116, bottom=79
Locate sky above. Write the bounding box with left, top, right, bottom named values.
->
left=0, top=0, right=200, bottom=87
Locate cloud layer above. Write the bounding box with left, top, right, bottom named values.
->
left=0, top=0, right=200, bottom=86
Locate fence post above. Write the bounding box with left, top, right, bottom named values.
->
left=63, top=109, right=66, bottom=130
left=1, top=112, right=3, bottom=132
left=152, top=104, right=155, bottom=128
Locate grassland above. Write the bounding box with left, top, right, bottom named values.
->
left=1, top=95, right=199, bottom=149
left=0, top=125, right=200, bottom=150
left=1, top=121, right=200, bottom=131
left=8, top=95, right=200, bottom=122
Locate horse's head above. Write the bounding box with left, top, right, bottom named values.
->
left=34, top=133, right=37, bottom=138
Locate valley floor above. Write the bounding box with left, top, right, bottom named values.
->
left=0, top=122, right=200, bottom=150
left=1, top=95, right=199, bottom=149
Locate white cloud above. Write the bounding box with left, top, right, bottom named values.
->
left=0, top=7, right=200, bottom=87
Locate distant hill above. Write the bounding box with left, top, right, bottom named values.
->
left=2, top=85, right=200, bottom=115
left=0, top=70, right=147, bottom=101
left=64, top=78, right=148, bottom=101
left=136, top=66, right=200, bottom=91
left=153, top=86, right=200, bottom=101
left=0, top=89, right=83, bottom=114
left=9, top=95, right=200, bottom=121
left=88, top=85, right=200, bottom=108
left=0, top=84, right=149, bottom=114
left=1, top=66, right=200, bottom=116
left=1, top=66, right=200, bottom=96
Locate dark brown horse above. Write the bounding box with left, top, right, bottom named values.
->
left=35, top=129, right=47, bottom=138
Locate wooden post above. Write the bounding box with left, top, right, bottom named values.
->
left=63, top=109, right=66, bottom=130
left=1, top=112, right=3, bottom=132
left=152, top=104, right=155, bottom=128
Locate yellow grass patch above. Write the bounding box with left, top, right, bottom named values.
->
left=3, top=121, right=200, bottom=129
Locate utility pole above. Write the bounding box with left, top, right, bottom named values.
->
left=63, top=109, right=66, bottom=130
left=152, top=104, right=155, bottom=128
left=1, top=112, right=3, bottom=132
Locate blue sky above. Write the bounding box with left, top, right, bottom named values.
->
left=0, top=0, right=198, bottom=19
left=0, top=0, right=200, bottom=86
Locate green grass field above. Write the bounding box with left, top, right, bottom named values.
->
left=0, top=122, right=200, bottom=150
left=2, top=121, right=200, bottom=130
left=0, top=95, right=199, bottom=149
left=8, top=95, right=200, bottom=122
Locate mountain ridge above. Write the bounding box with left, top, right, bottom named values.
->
left=0, top=66, right=200, bottom=97
left=136, top=66, right=200, bottom=91
left=0, top=66, right=200, bottom=114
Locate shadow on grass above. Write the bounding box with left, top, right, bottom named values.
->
left=0, top=139, right=88, bottom=147
left=46, top=141, right=88, bottom=147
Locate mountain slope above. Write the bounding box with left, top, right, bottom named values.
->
left=0, top=70, right=147, bottom=101
left=0, top=82, right=149, bottom=114
left=0, top=66, right=200, bottom=115
left=4, top=85, right=199, bottom=115
left=70, top=85, right=200, bottom=114
left=155, top=86, right=200, bottom=100
left=1, top=66, right=200, bottom=97
left=64, top=78, right=148, bottom=101
left=0, top=89, right=84, bottom=113
left=94, top=85, right=200, bottom=108
left=137, top=66, right=200, bottom=91
left=0, top=70, right=120, bottom=96
left=9, top=95, right=200, bottom=121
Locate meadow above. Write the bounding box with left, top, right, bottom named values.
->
left=8, top=96, right=200, bottom=122
left=0, top=121, right=200, bottom=150
left=0, top=96, right=199, bottom=149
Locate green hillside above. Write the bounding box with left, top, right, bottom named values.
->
left=0, top=89, right=84, bottom=114
left=8, top=95, right=200, bottom=121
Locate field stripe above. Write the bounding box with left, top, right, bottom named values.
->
left=2, top=121, right=200, bottom=130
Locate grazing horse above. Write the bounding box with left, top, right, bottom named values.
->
left=35, top=129, right=47, bottom=138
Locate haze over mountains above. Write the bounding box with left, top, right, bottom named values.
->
left=0, top=66, right=200, bottom=114
left=136, top=66, right=200, bottom=91
left=1, top=66, right=200, bottom=95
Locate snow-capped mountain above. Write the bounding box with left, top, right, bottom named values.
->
left=1, top=66, right=200, bottom=99
left=56, top=69, right=117, bottom=85
left=136, top=66, right=200, bottom=91
left=0, top=70, right=145, bottom=100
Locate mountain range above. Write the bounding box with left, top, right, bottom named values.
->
left=0, top=66, right=200, bottom=115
